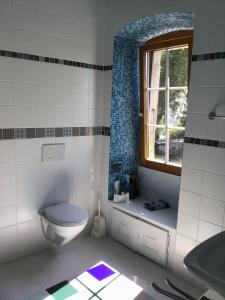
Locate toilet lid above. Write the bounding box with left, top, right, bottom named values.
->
left=45, top=203, right=89, bottom=226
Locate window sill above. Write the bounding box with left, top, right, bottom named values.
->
left=139, top=159, right=181, bottom=176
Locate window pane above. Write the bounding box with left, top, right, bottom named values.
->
left=169, top=47, right=188, bottom=87
left=147, top=126, right=165, bottom=162
left=149, top=50, right=166, bottom=88
left=169, top=129, right=184, bottom=164
left=148, top=90, right=166, bottom=125
left=169, top=90, right=187, bottom=127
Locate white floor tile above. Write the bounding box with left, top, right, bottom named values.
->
left=0, top=259, right=41, bottom=300
left=0, top=236, right=204, bottom=300
left=0, top=274, right=41, bottom=300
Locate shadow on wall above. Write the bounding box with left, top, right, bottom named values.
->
left=108, top=12, right=195, bottom=200
left=21, top=166, right=74, bottom=223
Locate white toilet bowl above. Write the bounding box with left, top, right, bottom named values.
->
left=39, top=203, right=89, bottom=246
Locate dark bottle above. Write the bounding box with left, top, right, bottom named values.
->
left=129, top=175, right=137, bottom=199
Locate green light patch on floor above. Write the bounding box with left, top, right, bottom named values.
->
left=47, top=281, right=78, bottom=300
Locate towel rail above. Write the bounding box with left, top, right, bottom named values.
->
left=208, top=112, right=225, bottom=120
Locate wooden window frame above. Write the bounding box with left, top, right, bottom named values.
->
left=139, top=30, right=193, bottom=176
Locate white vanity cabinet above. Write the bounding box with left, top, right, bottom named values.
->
left=135, top=219, right=169, bottom=266
left=111, top=208, right=138, bottom=249
left=111, top=204, right=174, bottom=267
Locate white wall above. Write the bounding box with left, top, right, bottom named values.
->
left=138, top=166, right=180, bottom=209
left=102, top=0, right=225, bottom=287
left=0, top=0, right=107, bottom=263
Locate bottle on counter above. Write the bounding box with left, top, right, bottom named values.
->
left=129, top=175, right=137, bottom=199
left=114, top=179, right=120, bottom=195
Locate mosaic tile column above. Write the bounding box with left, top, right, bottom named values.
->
left=108, top=36, right=141, bottom=199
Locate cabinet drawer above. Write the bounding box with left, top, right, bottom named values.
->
left=111, top=209, right=138, bottom=249
left=136, top=220, right=169, bottom=266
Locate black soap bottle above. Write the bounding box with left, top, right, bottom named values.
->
left=129, top=175, right=137, bottom=199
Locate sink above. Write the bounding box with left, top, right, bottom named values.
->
left=184, top=231, right=225, bottom=297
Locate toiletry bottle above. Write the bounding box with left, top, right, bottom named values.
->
left=125, top=174, right=130, bottom=195
left=130, top=175, right=137, bottom=199
left=114, top=179, right=120, bottom=195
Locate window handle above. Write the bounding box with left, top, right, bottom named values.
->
left=139, top=113, right=143, bottom=118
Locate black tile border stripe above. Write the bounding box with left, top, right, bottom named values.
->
left=1, top=48, right=224, bottom=68
left=1, top=48, right=225, bottom=68
left=0, top=126, right=110, bottom=140
left=0, top=49, right=112, bottom=71
left=184, top=136, right=225, bottom=148
left=192, top=51, right=225, bottom=62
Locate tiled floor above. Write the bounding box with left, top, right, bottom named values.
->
left=0, top=235, right=205, bottom=300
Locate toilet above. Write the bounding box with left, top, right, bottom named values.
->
left=39, top=203, right=89, bottom=246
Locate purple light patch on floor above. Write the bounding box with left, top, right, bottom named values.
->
left=87, top=263, right=115, bottom=281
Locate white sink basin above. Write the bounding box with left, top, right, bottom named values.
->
left=184, top=231, right=225, bottom=297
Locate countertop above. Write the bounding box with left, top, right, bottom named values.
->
left=112, top=198, right=178, bottom=231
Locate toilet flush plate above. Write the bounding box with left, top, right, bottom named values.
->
left=42, top=143, right=65, bottom=162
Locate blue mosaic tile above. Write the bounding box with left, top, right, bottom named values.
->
left=116, top=13, right=195, bottom=43
left=108, top=37, right=140, bottom=199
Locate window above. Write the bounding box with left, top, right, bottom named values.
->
left=139, top=30, right=193, bottom=176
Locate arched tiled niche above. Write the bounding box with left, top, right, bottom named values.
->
left=108, top=12, right=195, bottom=200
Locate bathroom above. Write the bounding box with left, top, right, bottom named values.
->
left=0, top=0, right=225, bottom=299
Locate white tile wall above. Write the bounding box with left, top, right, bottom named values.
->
left=0, top=25, right=13, bottom=51
left=0, top=163, right=16, bottom=185
left=187, top=87, right=210, bottom=114
left=197, top=220, right=222, bottom=243
left=0, top=57, right=13, bottom=81
left=175, top=234, right=196, bottom=257
left=0, top=205, right=17, bottom=229
left=0, top=184, right=17, bottom=207
left=199, top=196, right=224, bottom=226
left=180, top=167, right=202, bottom=194
left=190, top=60, right=225, bottom=87
left=12, top=28, right=35, bottom=53
left=0, top=140, right=15, bottom=163
left=73, top=88, right=89, bottom=109
left=179, top=190, right=201, bottom=218
left=0, top=226, right=18, bottom=263
left=14, top=82, right=36, bottom=106
left=203, top=147, right=225, bottom=175
left=192, top=24, right=225, bottom=54
left=0, top=81, right=13, bottom=105
left=184, top=113, right=208, bottom=139
left=182, top=144, right=204, bottom=170
left=0, top=0, right=107, bottom=264
left=73, top=68, right=90, bottom=89
left=177, top=213, right=198, bottom=240
left=207, top=118, right=225, bottom=141
left=0, top=54, right=109, bottom=129
left=202, top=172, right=225, bottom=201
left=89, top=70, right=104, bottom=90
left=0, top=106, right=15, bottom=128
left=17, top=220, right=51, bottom=256
left=0, top=0, right=106, bottom=63
left=0, top=0, right=11, bottom=26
